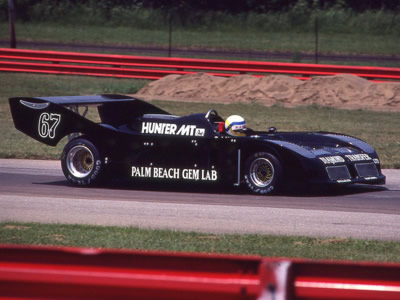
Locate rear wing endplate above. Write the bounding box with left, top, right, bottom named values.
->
left=8, top=94, right=136, bottom=146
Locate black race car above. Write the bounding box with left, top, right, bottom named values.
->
left=9, top=94, right=385, bottom=195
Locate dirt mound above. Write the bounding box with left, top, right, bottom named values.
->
left=136, top=73, right=400, bottom=111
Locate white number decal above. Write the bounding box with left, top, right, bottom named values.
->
left=38, top=113, right=61, bottom=139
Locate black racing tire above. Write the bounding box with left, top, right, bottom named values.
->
left=244, top=152, right=283, bottom=195
left=61, top=138, right=105, bottom=186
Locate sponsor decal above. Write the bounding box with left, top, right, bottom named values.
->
left=337, top=179, right=352, bottom=183
left=142, top=122, right=205, bottom=137
left=20, top=100, right=50, bottom=110
left=131, top=166, right=217, bottom=181
left=319, top=156, right=345, bottom=164
left=345, top=154, right=371, bottom=162
left=38, top=112, right=61, bottom=139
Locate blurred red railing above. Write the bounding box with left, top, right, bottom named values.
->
left=0, top=244, right=400, bottom=300
left=1, top=48, right=400, bottom=81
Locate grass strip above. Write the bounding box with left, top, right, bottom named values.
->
left=1, top=22, right=399, bottom=60
left=1, top=222, right=399, bottom=262
left=1, top=73, right=399, bottom=167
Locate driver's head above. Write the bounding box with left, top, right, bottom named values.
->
left=225, top=115, right=247, bottom=136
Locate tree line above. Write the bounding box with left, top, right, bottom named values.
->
left=2, top=0, right=400, bottom=19
left=1, top=0, right=399, bottom=34
left=128, top=0, right=400, bottom=12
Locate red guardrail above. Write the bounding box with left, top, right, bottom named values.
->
left=1, top=244, right=400, bottom=300
left=1, top=48, right=400, bottom=81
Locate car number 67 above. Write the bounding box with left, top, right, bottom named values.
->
left=38, top=112, right=61, bottom=139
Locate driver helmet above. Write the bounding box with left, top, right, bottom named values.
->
left=225, top=115, right=247, bottom=136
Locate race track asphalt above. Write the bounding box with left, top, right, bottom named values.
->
left=1, top=159, right=399, bottom=241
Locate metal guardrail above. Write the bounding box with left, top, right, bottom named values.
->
left=1, top=244, right=400, bottom=300
left=1, top=48, right=400, bottom=81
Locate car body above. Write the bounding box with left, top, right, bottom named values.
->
left=9, top=94, right=385, bottom=194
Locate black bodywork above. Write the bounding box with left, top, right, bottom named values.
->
left=9, top=94, right=385, bottom=194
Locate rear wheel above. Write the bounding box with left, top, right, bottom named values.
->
left=61, top=138, right=105, bottom=186
left=244, top=152, right=283, bottom=195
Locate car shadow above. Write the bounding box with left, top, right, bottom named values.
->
left=279, top=183, right=388, bottom=197
left=36, top=178, right=388, bottom=198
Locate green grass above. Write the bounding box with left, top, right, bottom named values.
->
left=1, top=22, right=399, bottom=61
left=1, top=222, right=400, bottom=262
left=1, top=73, right=399, bottom=167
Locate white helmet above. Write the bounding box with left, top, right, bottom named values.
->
left=225, top=115, right=247, bottom=136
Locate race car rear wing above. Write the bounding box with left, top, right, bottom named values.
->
left=9, top=94, right=168, bottom=146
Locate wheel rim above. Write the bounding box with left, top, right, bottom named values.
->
left=249, top=158, right=274, bottom=188
left=66, top=145, right=94, bottom=178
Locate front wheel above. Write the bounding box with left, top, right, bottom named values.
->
left=244, top=152, right=283, bottom=195
left=61, top=138, right=105, bottom=186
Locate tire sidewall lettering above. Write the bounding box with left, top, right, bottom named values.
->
left=244, top=174, right=275, bottom=194
left=62, top=139, right=104, bottom=186
left=90, top=160, right=102, bottom=180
